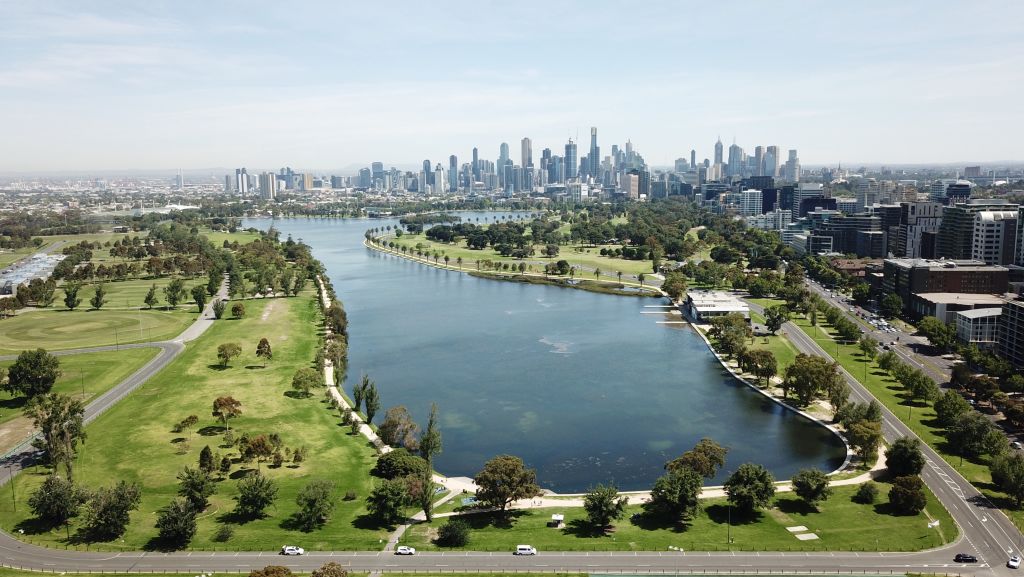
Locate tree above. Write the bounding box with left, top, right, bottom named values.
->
left=378, top=406, right=420, bottom=450
left=234, top=472, right=278, bottom=519
left=63, top=281, right=83, bottom=310
left=164, top=278, right=187, bottom=309
left=371, top=448, right=428, bottom=479
left=177, top=467, right=215, bottom=510
left=5, top=348, right=62, bottom=398
left=583, top=484, right=628, bottom=529
left=947, top=412, right=1005, bottom=458
left=436, top=518, right=471, bottom=547
left=353, top=375, right=369, bottom=413
left=156, top=498, right=197, bottom=548
left=885, top=437, right=926, bottom=477
left=249, top=567, right=293, bottom=577
left=474, top=454, right=541, bottom=512
left=666, top=438, right=729, bottom=479
left=212, top=299, right=226, bottom=319
left=764, top=305, right=790, bottom=334
left=745, top=349, right=778, bottom=386
left=880, top=293, right=903, bottom=319
left=295, top=480, right=335, bottom=531
left=420, top=402, right=442, bottom=461
left=858, top=336, right=879, bottom=361
left=311, top=562, right=349, bottom=577
left=364, top=381, right=381, bottom=425
left=917, top=316, right=957, bottom=352
left=212, top=396, right=242, bottom=431
left=198, top=445, right=215, bottom=473
left=217, top=342, right=242, bottom=367
left=231, top=302, right=246, bottom=318
left=853, top=481, right=879, bottom=504
left=82, top=480, right=142, bottom=540
left=661, top=271, right=688, bottom=301
left=144, top=284, right=159, bottom=309
left=991, top=452, right=1024, bottom=508
left=25, top=393, right=85, bottom=480
left=888, top=475, right=927, bottom=515
left=847, top=419, right=884, bottom=460
left=645, top=467, right=703, bottom=524
left=851, top=282, right=871, bottom=305
left=791, top=468, right=832, bottom=509
left=366, top=477, right=408, bottom=525
left=256, top=337, right=273, bottom=367
left=89, top=283, right=108, bottom=310
left=191, top=285, right=207, bottom=312
left=724, top=463, right=776, bottom=514
left=783, top=354, right=842, bottom=406
left=29, top=474, right=86, bottom=527
left=291, top=367, right=322, bottom=397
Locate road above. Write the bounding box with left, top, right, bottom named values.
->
left=749, top=298, right=1022, bottom=576
left=0, top=280, right=1019, bottom=574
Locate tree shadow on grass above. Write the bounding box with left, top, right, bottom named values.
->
left=197, top=425, right=225, bottom=436
left=351, top=514, right=397, bottom=532
left=244, top=365, right=265, bottom=370
left=0, top=396, right=28, bottom=413
left=13, top=516, right=60, bottom=536
left=206, top=364, right=229, bottom=371
left=563, top=519, right=612, bottom=538
left=705, top=504, right=762, bottom=525
left=775, top=497, right=818, bottom=516
left=283, top=391, right=310, bottom=400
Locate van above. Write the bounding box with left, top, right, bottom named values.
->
left=515, top=545, right=537, bottom=555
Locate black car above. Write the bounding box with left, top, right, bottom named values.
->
left=955, top=553, right=978, bottom=563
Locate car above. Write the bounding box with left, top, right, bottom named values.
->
left=281, top=545, right=305, bottom=556
left=1010, top=555, right=1021, bottom=569
left=890, top=341, right=897, bottom=345
left=395, top=546, right=416, bottom=555
left=882, top=345, right=890, bottom=350
left=955, top=553, right=978, bottom=563
left=1013, top=441, right=1023, bottom=450
left=515, top=544, right=537, bottom=555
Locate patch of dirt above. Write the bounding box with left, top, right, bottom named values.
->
left=260, top=299, right=279, bottom=322
left=0, top=416, right=36, bottom=454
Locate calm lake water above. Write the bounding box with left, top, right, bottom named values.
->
left=245, top=213, right=846, bottom=492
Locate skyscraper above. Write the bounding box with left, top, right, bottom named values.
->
left=784, top=149, right=801, bottom=182
left=727, top=143, right=744, bottom=177
left=764, top=146, right=779, bottom=178
left=754, top=146, right=765, bottom=177
left=588, top=127, right=599, bottom=178
left=422, top=160, right=432, bottom=186
left=565, top=139, right=578, bottom=180
left=521, top=137, right=532, bottom=168
left=714, top=137, right=723, bottom=166
left=690, top=149, right=697, bottom=170
left=472, top=147, right=479, bottom=181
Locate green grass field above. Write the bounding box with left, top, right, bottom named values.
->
left=0, top=348, right=160, bottom=425
left=55, top=277, right=209, bottom=311
left=405, top=482, right=954, bottom=552
left=201, top=227, right=262, bottom=247
left=0, top=308, right=194, bottom=354
left=0, top=293, right=388, bottom=551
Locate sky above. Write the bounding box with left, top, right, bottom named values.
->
left=2, top=0, right=1023, bottom=173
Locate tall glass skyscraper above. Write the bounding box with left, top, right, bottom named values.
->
left=564, top=139, right=578, bottom=181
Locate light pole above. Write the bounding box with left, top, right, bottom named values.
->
left=7, top=463, right=15, bottom=512
left=80, top=369, right=85, bottom=398
left=727, top=502, right=732, bottom=546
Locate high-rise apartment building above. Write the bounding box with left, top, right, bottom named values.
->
left=970, top=209, right=1018, bottom=265
left=521, top=137, right=532, bottom=169
left=740, top=189, right=763, bottom=216
left=564, top=139, right=578, bottom=180
left=588, top=127, right=599, bottom=179
left=937, top=200, right=1019, bottom=260
left=764, top=146, right=779, bottom=178
left=784, top=149, right=800, bottom=182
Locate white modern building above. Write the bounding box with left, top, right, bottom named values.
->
left=971, top=209, right=1018, bottom=265
left=740, top=189, right=763, bottom=216
left=955, top=307, right=1001, bottom=348
left=683, top=290, right=750, bottom=322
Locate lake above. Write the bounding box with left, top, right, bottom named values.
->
left=245, top=213, right=846, bottom=493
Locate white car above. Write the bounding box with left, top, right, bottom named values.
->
left=515, top=544, right=537, bottom=555
left=1009, top=555, right=1021, bottom=569
left=395, top=546, right=416, bottom=555
left=281, top=545, right=305, bottom=556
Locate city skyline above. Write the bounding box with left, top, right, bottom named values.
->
left=1, top=1, right=1022, bottom=171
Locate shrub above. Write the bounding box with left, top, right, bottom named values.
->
left=344, top=490, right=357, bottom=501
left=214, top=524, right=234, bottom=542
left=853, top=481, right=879, bottom=504
left=436, top=518, right=470, bottom=547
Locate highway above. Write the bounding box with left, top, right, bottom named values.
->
left=0, top=281, right=1021, bottom=574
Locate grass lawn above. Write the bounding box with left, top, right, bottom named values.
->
left=201, top=227, right=262, bottom=247
left=55, top=276, right=209, bottom=311
left=390, top=233, right=654, bottom=279
left=0, top=293, right=387, bottom=552
left=0, top=308, right=194, bottom=354
left=405, top=483, right=954, bottom=552
left=0, top=347, right=160, bottom=426
left=746, top=333, right=800, bottom=374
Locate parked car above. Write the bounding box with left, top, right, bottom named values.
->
left=1013, top=441, right=1023, bottom=450
left=281, top=545, right=305, bottom=556
left=395, top=546, right=416, bottom=555
left=954, top=553, right=977, bottom=563
left=515, top=545, right=537, bottom=555
left=1009, top=555, right=1021, bottom=569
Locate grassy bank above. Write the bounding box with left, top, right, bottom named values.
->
left=467, top=271, right=660, bottom=297
left=0, top=293, right=386, bottom=551
left=405, top=482, right=954, bottom=552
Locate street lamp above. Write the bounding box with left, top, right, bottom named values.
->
left=7, top=463, right=15, bottom=512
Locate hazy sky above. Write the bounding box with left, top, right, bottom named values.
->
left=2, top=1, right=1022, bottom=172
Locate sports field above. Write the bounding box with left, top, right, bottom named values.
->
left=0, top=308, right=194, bottom=354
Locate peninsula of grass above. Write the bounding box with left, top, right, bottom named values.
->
left=467, top=271, right=660, bottom=297
left=405, top=482, right=954, bottom=552
left=0, top=347, right=160, bottom=426
left=750, top=296, right=1024, bottom=530
left=0, top=307, right=194, bottom=354
left=0, top=292, right=385, bottom=551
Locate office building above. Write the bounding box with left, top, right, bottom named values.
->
left=856, top=178, right=880, bottom=211
left=792, top=183, right=825, bottom=219
left=882, top=258, right=1009, bottom=307
left=683, top=290, right=750, bottom=322
left=937, top=200, right=1019, bottom=260
left=521, top=137, right=532, bottom=169
left=893, top=202, right=943, bottom=258
left=258, top=172, right=276, bottom=200
left=564, top=139, right=578, bottom=180
left=783, top=149, right=800, bottom=182
left=956, top=308, right=1001, bottom=348
left=764, top=146, right=779, bottom=178
left=999, top=299, right=1024, bottom=367
left=740, top=189, right=762, bottom=216
left=970, top=209, right=1018, bottom=265
left=588, top=127, right=599, bottom=178
left=714, top=137, right=723, bottom=166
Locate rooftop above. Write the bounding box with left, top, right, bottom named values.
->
left=913, top=293, right=1008, bottom=306
left=884, top=258, right=1006, bottom=272
left=956, top=307, right=1003, bottom=319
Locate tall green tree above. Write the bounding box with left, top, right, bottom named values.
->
left=763, top=305, right=790, bottom=334
left=144, top=283, right=159, bottom=309
left=724, top=463, right=776, bottom=514
left=256, top=337, right=273, bottom=367
left=791, top=468, right=831, bottom=509
left=164, top=278, right=187, bottom=309
left=645, top=467, right=703, bottom=524
left=5, top=348, right=61, bottom=398
left=365, top=478, right=408, bottom=525
left=583, top=484, right=629, bottom=530
left=991, top=452, right=1024, bottom=508
left=89, top=283, right=108, bottom=310
left=474, top=455, right=541, bottom=512
left=63, top=281, right=83, bottom=310
left=888, top=475, right=926, bottom=515
left=667, top=438, right=729, bottom=479
left=82, top=480, right=142, bottom=540
left=783, top=354, right=842, bottom=406
left=176, top=467, right=215, bottom=511
left=156, top=498, right=197, bottom=548
left=217, top=342, right=242, bottom=367
left=234, top=472, right=278, bottom=519
left=294, top=480, right=336, bottom=531
left=886, top=437, right=926, bottom=477
left=363, top=381, right=380, bottom=425
left=291, top=367, right=322, bottom=396
left=880, top=293, right=903, bottom=319
left=25, top=393, right=85, bottom=480
left=191, top=285, right=207, bottom=312
left=28, top=474, right=87, bottom=527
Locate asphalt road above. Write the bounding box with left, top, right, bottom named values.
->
left=0, top=281, right=1020, bottom=574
